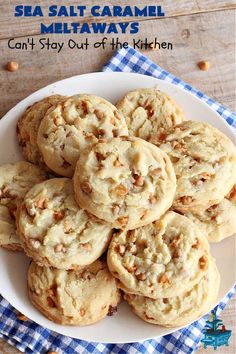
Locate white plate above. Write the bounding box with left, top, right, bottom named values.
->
left=0, top=72, right=235, bottom=343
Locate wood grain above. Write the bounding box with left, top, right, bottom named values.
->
left=0, top=0, right=235, bottom=353
left=0, top=0, right=235, bottom=39
left=0, top=9, right=235, bottom=119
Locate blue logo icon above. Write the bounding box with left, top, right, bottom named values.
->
left=201, top=309, right=232, bottom=350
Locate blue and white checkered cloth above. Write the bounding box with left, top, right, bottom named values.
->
left=0, top=47, right=235, bottom=354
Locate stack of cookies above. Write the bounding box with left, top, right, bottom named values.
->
left=0, top=88, right=235, bottom=328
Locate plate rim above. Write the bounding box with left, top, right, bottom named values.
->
left=1, top=71, right=235, bottom=140
left=0, top=71, right=235, bottom=343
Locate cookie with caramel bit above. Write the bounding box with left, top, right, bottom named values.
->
left=18, top=178, right=112, bottom=269
left=37, top=94, right=128, bottom=177
left=107, top=211, right=210, bottom=299
left=73, top=136, right=176, bottom=230
left=28, top=259, right=120, bottom=325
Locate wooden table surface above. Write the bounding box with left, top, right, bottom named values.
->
left=0, top=0, right=235, bottom=353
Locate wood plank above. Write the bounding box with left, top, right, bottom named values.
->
left=0, top=0, right=235, bottom=39
left=0, top=4, right=235, bottom=354
left=0, top=9, right=235, bottom=118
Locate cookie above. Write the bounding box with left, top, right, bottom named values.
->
left=17, top=95, right=65, bottom=168
left=153, top=120, right=236, bottom=213
left=0, top=161, right=47, bottom=251
left=28, top=259, right=121, bottom=326
left=107, top=211, right=210, bottom=299
left=73, top=136, right=176, bottom=230
left=183, top=184, right=236, bottom=242
left=124, top=257, right=220, bottom=327
left=116, top=88, right=185, bottom=141
left=0, top=205, right=21, bottom=251
left=18, top=178, right=112, bottom=269
left=37, top=94, right=128, bottom=177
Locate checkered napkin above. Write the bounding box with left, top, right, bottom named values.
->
left=0, top=47, right=235, bottom=354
